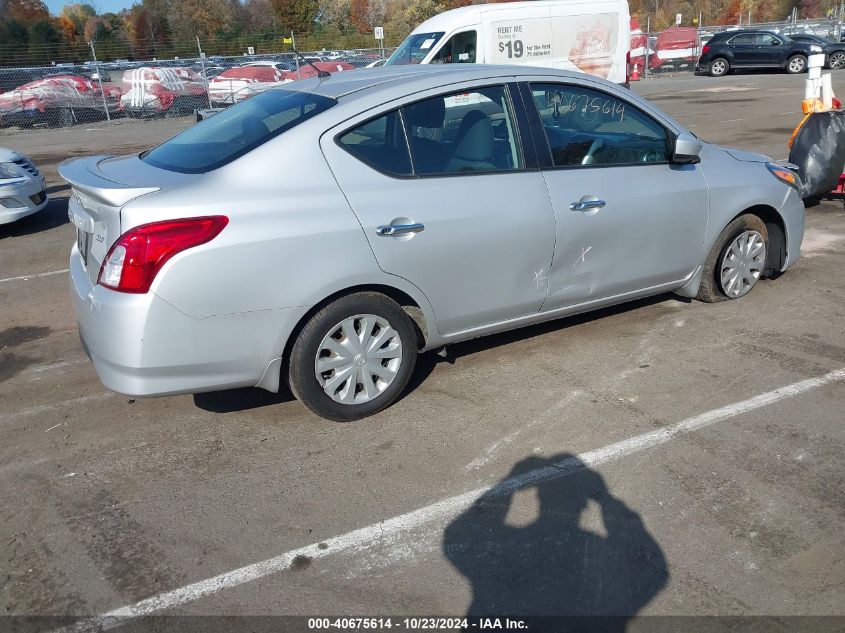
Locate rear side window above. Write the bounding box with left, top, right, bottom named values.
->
left=402, top=86, right=523, bottom=175
left=338, top=111, right=413, bottom=176
left=141, top=89, right=336, bottom=174
left=728, top=34, right=756, bottom=45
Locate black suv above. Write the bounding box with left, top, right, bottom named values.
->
left=788, top=33, right=845, bottom=69
left=697, top=30, right=822, bottom=76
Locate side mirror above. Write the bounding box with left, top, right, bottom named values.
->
left=673, top=131, right=702, bottom=163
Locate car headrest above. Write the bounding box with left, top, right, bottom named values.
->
left=405, top=98, right=445, bottom=128
left=453, top=110, right=493, bottom=161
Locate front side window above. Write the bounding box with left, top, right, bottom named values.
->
left=756, top=34, right=781, bottom=46
left=401, top=85, right=522, bottom=175
left=385, top=32, right=445, bottom=65
left=141, top=89, right=336, bottom=174
left=529, top=83, right=669, bottom=167
left=338, top=110, right=413, bottom=176
left=430, top=30, right=478, bottom=64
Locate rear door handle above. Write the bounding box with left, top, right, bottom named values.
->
left=570, top=199, right=606, bottom=211
left=376, top=223, right=425, bottom=236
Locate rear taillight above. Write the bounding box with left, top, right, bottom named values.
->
left=701, top=44, right=710, bottom=56
left=98, top=216, right=228, bottom=293
left=626, top=50, right=631, bottom=83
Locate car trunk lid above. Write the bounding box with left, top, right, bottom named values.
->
left=58, top=154, right=167, bottom=285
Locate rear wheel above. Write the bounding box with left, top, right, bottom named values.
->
left=786, top=54, right=807, bottom=74
left=697, top=214, right=768, bottom=303
left=829, top=51, right=845, bottom=69
left=709, top=57, right=729, bottom=77
left=288, top=292, right=418, bottom=421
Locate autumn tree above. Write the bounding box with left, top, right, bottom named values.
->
left=366, top=0, right=387, bottom=28
left=271, top=0, right=318, bottom=35
left=58, top=3, right=95, bottom=41
left=168, top=0, right=239, bottom=40
left=6, top=0, right=47, bottom=23
left=349, top=0, right=370, bottom=32
left=243, top=0, right=277, bottom=32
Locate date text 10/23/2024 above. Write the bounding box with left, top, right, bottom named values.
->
left=308, top=617, right=529, bottom=630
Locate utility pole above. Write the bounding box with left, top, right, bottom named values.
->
left=197, top=36, right=212, bottom=109
left=88, top=40, right=111, bottom=124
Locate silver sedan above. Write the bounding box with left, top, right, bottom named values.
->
left=60, top=65, right=805, bottom=421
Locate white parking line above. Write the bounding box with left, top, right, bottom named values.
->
left=23, top=359, right=88, bottom=375
left=0, top=394, right=112, bottom=427
left=0, top=268, right=69, bottom=285
left=55, top=367, right=845, bottom=633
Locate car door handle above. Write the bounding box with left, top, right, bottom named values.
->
left=570, top=199, right=606, bottom=211
left=376, top=223, right=425, bottom=236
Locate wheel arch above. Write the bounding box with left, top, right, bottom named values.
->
left=731, top=204, right=787, bottom=275
left=255, top=282, right=437, bottom=394
left=677, top=203, right=787, bottom=299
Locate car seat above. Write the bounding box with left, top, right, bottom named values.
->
left=445, top=110, right=497, bottom=173
left=404, top=98, right=448, bottom=174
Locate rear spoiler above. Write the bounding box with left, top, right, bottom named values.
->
left=58, top=155, right=160, bottom=207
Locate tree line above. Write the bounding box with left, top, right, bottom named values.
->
left=0, top=0, right=837, bottom=67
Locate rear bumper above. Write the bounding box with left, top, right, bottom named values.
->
left=70, top=247, right=306, bottom=396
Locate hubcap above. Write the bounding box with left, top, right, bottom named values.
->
left=712, top=60, right=726, bottom=74
left=720, top=230, right=766, bottom=298
left=315, top=314, right=402, bottom=405
left=789, top=57, right=805, bottom=72
left=831, top=53, right=845, bottom=69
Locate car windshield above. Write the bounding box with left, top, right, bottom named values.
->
left=141, top=89, right=336, bottom=174
left=385, top=32, right=445, bottom=65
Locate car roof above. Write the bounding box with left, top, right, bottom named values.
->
left=282, top=64, right=600, bottom=100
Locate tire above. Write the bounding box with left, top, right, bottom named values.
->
left=709, top=57, right=729, bottom=77
left=288, top=292, right=418, bottom=421
left=829, top=51, right=845, bottom=70
left=54, top=107, right=74, bottom=128
left=697, top=214, right=768, bottom=303
left=786, top=54, right=806, bottom=74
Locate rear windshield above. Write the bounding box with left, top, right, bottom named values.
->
left=141, top=89, right=336, bottom=174
left=385, top=32, right=445, bottom=65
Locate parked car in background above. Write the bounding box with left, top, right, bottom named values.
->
left=282, top=61, right=356, bottom=80
left=244, top=60, right=293, bottom=72
left=787, top=33, right=845, bottom=69
left=0, top=147, right=47, bottom=224
left=649, top=27, right=698, bottom=72
left=0, top=74, right=120, bottom=127
left=120, top=67, right=207, bottom=117
left=697, top=30, right=823, bottom=76
left=208, top=65, right=286, bottom=106
left=0, top=69, right=40, bottom=95
left=61, top=65, right=804, bottom=421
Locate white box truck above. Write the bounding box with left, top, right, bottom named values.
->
left=385, top=0, right=631, bottom=85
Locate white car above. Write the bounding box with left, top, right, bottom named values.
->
left=0, top=147, right=47, bottom=224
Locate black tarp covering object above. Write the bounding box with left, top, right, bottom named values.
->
left=788, top=110, right=845, bottom=199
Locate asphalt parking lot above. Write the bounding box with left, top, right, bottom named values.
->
left=1, top=71, right=844, bottom=630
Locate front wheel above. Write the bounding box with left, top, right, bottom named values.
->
left=709, top=57, right=729, bottom=77
left=697, top=214, right=768, bottom=303
left=288, top=292, right=418, bottom=421
left=786, top=54, right=807, bottom=74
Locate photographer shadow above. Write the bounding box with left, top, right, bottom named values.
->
left=443, top=454, right=668, bottom=630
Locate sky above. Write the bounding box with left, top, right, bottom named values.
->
left=44, top=0, right=134, bottom=16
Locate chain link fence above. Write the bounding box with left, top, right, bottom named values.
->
left=1, top=18, right=843, bottom=131
left=632, top=18, right=843, bottom=77
left=0, top=40, right=394, bottom=131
